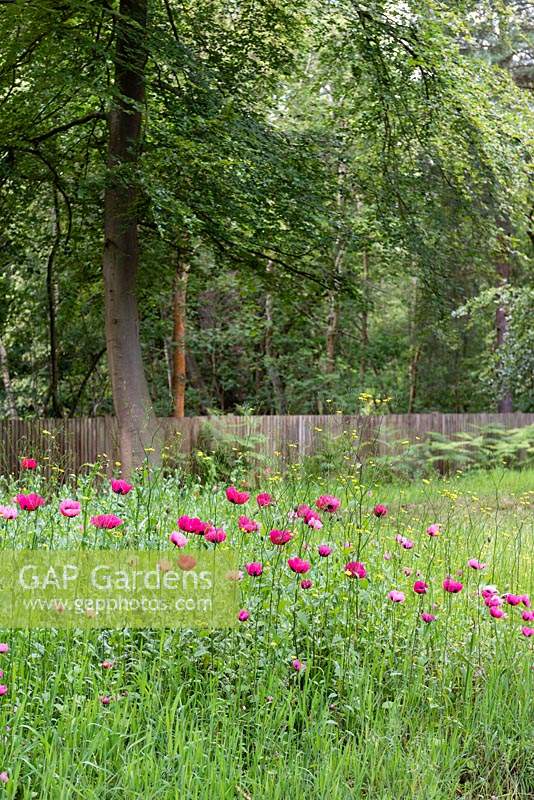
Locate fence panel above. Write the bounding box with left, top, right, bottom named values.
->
left=1, top=413, right=534, bottom=475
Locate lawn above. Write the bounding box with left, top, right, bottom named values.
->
left=0, top=464, right=532, bottom=799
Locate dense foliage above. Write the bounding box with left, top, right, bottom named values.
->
left=0, top=0, right=532, bottom=421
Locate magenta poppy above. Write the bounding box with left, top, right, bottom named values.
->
left=316, top=495, right=340, bottom=513
left=443, top=577, right=463, bottom=594
left=421, top=612, right=436, bottom=623
left=90, top=514, right=123, bottom=529
left=287, top=557, right=311, bottom=574
left=318, top=544, right=332, bottom=557
left=373, top=504, right=388, bottom=518
left=21, top=457, right=37, bottom=470
left=269, top=529, right=292, bottom=546
left=504, top=593, right=522, bottom=606
left=225, top=486, right=250, bottom=505
left=16, top=493, right=45, bottom=511
left=413, top=580, right=429, bottom=595
left=204, top=526, right=226, bottom=544
left=238, top=515, right=260, bottom=533
left=177, top=515, right=208, bottom=534
left=344, top=561, right=367, bottom=579
left=110, top=479, right=133, bottom=495
left=256, top=492, right=273, bottom=507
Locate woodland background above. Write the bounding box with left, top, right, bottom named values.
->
left=0, top=1, right=532, bottom=455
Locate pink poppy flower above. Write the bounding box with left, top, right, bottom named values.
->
left=16, top=493, right=45, bottom=511
left=100, top=695, right=111, bottom=706
left=300, top=579, right=313, bottom=589
left=489, top=606, right=506, bottom=619
left=60, top=499, right=81, bottom=518
left=287, top=557, right=311, bottom=574
left=269, top=529, right=292, bottom=546
left=388, top=590, right=405, bottom=603
left=318, top=544, right=332, bottom=557
left=245, top=562, right=263, bottom=577
left=468, top=558, right=486, bottom=570
left=238, top=609, right=250, bottom=622
left=307, top=516, right=323, bottom=530
left=110, top=478, right=133, bottom=495
left=520, top=594, right=531, bottom=607
left=21, top=457, right=37, bottom=470
left=521, top=626, right=534, bottom=637
left=169, top=531, right=188, bottom=548
left=443, top=577, right=463, bottom=594
left=296, top=504, right=312, bottom=518
left=0, top=506, right=17, bottom=520
left=522, top=610, right=534, bottom=622
left=316, top=495, right=340, bottom=513
left=344, top=561, right=367, bottom=579
left=0, top=644, right=9, bottom=654
left=204, top=526, right=226, bottom=544
left=225, top=486, right=250, bottom=505
left=101, top=660, right=114, bottom=669
left=90, top=514, right=123, bottom=529
left=485, top=595, right=504, bottom=608
left=256, top=492, right=273, bottom=507
left=0, top=772, right=8, bottom=784
left=504, top=593, right=522, bottom=606
left=426, top=524, right=441, bottom=537
left=292, top=659, right=305, bottom=672
left=383, top=551, right=392, bottom=561
left=373, top=504, right=388, bottom=518
left=413, top=580, right=429, bottom=595
left=0, top=686, right=7, bottom=696
left=238, top=515, right=260, bottom=534
left=396, top=534, right=414, bottom=550
left=481, top=585, right=498, bottom=600
left=421, top=612, right=436, bottom=623
left=177, top=515, right=208, bottom=534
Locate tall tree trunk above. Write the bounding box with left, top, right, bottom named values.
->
left=264, top=263, right=286, bottom=414
left=0, top=339, right=18, bottom=418
left=46, top=189, right=62, bottom=416
left=495, top=218, right=513, bottom=412
left=359, top=249, right=369, bottom=383
left=325, top=290, right=338, bottom=375
left=171, top=245, right=190, bottom=418
left=103, top=0, right=161, bottom=474
left=407, top=276, right=419, bottom=413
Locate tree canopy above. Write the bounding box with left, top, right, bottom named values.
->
left=0, top=1, right=532, bottom=461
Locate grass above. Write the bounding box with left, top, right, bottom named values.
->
left=0, top=464, right=532, bottom=799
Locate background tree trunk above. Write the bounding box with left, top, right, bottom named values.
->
left=171, top=245, right=190, bottom=418
left=264, top=263, right=286, bottom=414
left=102, top=0, right=161, bottom=474
left=359, top=249, right=369, bottom=383
left=0, top=339, right=18, bottom=418
left=495, top=218, right=513, bottom=413
left=46, top=189, right=61, bottom=416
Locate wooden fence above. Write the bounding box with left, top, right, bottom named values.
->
left=1, top=413, right=534, bottom=475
